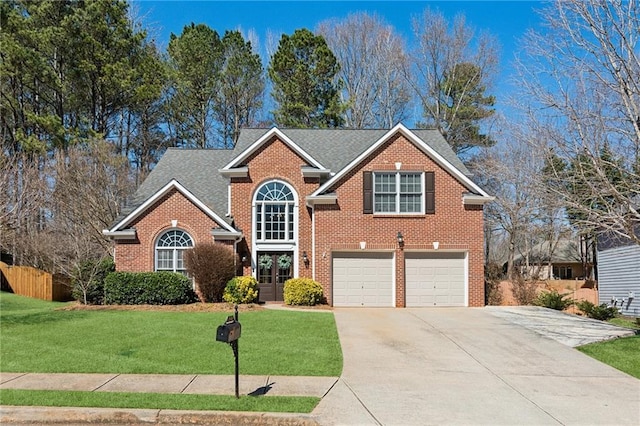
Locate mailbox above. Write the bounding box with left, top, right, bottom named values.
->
left=215, top=308, right=241, bottom=398
left=216, top=318, right=241, bottom=343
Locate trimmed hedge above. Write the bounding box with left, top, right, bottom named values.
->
left=283, top=278, right=324, bottom=306
left=223, top=276, right=259, bottom=304
left=104, top=272, right=198, bottom=305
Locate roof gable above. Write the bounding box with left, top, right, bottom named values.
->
left=221, top=127, right=326, bottom=172
left=309, top=123, right=490, bottom=198
left=104, top=179, right=235, bottom=234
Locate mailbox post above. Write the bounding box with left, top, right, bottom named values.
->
left=215, top=304, right=241, bottom=398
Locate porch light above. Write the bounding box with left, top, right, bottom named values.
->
left=397, top=231, right=404, bottom=247
left=302, top=251, right=309, bottom=265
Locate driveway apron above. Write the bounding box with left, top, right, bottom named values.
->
left=312, top=308, right=639, bottom=426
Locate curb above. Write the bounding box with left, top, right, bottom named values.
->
left=0, top=406, right=320, bottom=425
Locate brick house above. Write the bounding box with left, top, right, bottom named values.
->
left=104, top=124, right=493, bottom=307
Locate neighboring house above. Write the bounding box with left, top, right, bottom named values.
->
left=511, top=239, right=591, bottom=280
left=103, top=124, right=493, bottom=307
left=597, top=233, right=640, bottom=317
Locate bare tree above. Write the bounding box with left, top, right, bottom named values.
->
left=473, top=133, right=543, bottom=279
left=0, top=153, right=48, bottom=266
left=408, top=8, right=500, bottom=154
left=47, top=140, right=135, bottom=288
left=317, top=12, right=411, bottom=128
left=513, top=0, right=640, bottom=244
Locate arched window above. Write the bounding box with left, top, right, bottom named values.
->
left=155, top=229, right=193, bottom=273
left=255, top=181, right=295, bottom=241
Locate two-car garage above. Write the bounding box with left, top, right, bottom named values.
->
left=332, top=251, right=467, bottom=307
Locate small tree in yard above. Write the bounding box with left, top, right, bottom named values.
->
left=511, top=270, right=539, bottom=305
left=184, top=242, right=237, bottom=302
left=72, top=257, right=115, bottom=305
left=484, top=262, right=503, bottom=306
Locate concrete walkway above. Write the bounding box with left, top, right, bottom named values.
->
left=485, top=306, right=637, bottom=346
left=1, top=306, right=639, bottom=425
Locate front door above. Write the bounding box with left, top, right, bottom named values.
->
left=257, top=252, right=293, bottom=302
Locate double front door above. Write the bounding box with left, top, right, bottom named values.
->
left=257, top=252, right=292, bottom=302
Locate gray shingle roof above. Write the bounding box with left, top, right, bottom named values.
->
left=513, top=239, right=582, bottom=264
left=236, top=128, right=471, bottom=176
left=119, top=148, right=236, bottom=225
left=114, top=127, right=471, bottom=229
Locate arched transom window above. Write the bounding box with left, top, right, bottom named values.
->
left=155, top=229, right=193, bottom=273
left=255, top=181, right=295, bottom=241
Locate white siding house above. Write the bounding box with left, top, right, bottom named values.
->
left=597, top=242, right=640, bottom=317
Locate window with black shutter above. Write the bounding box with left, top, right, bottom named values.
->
left=363, top=171, right=432, bottom=214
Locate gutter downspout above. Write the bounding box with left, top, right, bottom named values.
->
left=227, top=181, right=232, bottom=217
left=311, top=204, right=316, bottom=281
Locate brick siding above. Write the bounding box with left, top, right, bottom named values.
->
left=114, top=188, right=221, bottom=272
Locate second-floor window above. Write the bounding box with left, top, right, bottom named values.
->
left=374, top=172, right=423, bottom=213
left=255, top=181, right=295, bottom=241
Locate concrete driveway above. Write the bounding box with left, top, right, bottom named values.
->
left=312, top=307, right=639, bottom=426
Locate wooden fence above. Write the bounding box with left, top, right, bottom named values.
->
left=0, top=261, right=71, bottom=301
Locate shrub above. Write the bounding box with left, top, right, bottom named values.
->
left=104, top=271, right=198, bottom=305
left=511, top=272, right=538, bottom=305
left=576, top=300, right=618, bottom=321
left=72, top=258, right=115, bottom=305
left=484, top=262, right=503, bottom=306
left=534, top=289, right=574, bottom=310
left=284, top=278, right=324, bottom=306
left=184, top=242, right=238, bottom=302
left=223, top=276, right=259, bottom=304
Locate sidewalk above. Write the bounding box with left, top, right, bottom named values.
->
left=0, top=372, right=338, bottom=397
left=0, top=373, right=338, bottom=425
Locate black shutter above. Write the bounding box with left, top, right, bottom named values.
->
left=425, top=171, right=435, bottom=214
left=363, top=171, right=373, bottom=214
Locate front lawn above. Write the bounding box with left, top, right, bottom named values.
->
left=577, top=335, right=640, bottom=379
left=608, top=316, right=640, bottom=330
left=0, top=389, right=319, bottom=413
left=0, top=292, right=342, bottom=376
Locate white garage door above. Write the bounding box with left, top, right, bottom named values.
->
left=333, top=252, right=394, bottom=307
left=405, top=252, right=466, bottom=307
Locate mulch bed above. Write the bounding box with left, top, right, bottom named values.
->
left=58, top=302, right=333, bottom=312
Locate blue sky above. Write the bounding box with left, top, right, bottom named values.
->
left=133, top=0, right=546, bottom=121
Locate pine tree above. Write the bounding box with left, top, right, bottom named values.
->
left=214, top=30, right=264, bottom=147
left=268, top=28, right=344, bottom=128
left=166, top=23, right=223, bottom=148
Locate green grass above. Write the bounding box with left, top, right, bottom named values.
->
left=0, top=292, right=343, bottom=376
left=0, top=389, right=319, bottom=413
left=577, top=336, right=640, bottom=379
left=608, top=317, right=640, bottom=330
